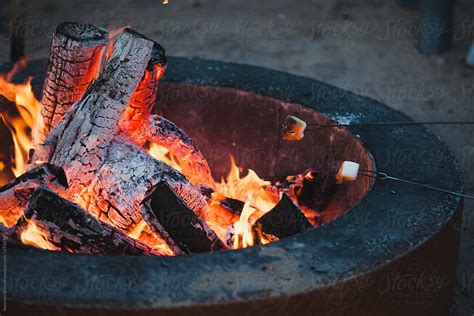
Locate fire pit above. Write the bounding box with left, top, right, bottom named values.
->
left=0, top=24, right=464, bottom=316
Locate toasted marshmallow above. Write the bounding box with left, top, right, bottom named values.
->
left=282, top=115, right=307, bottom=141
left=336, top=161, right=360, bottom=183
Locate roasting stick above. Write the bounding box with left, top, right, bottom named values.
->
left=263, top=162, right=473, bottom=200
left=358, top=169, right=474, bottom=200
left=282, top=115, right=474, bottom=141
left=307, top=120, right=474, bottom=130
left=263, top=161, right=360, bottom=184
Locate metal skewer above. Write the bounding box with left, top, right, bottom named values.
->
left=281, top=115, right=474, bottom=141
left=306, top=120, right=474, bottom=131
left=358, top=169, right=474, bottom=200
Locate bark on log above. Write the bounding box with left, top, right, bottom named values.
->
left=142, top=181, right=225, bottom=254
left=12, top=186, right=165, bottom=256
left=32, top=22, right=109, bottom=148
left=255, top=193, right=312, bottom=239
left=0, top=164, right=67, bottom=227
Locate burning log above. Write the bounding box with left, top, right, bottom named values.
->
left=32, top=22, right=109, bottom=148
left=32, top=23, right=214, bottom=189
left=75, top=140, right=209, bottom=234
left=116, top=40, right=213, bottom=188
left=0, top=164, right=67, bottom=227
left=47, top=28, right=157, bottom=186
left=142, top=181, right=225, bottom=253
left=297, top=161, right=359, bottom=210
left=144, top=115, right=215, bottom=188
left=220, top=197, right=244, bottom=214
left=12, top=186, right=165, bottom=256
left=36, top=29, right=209, bottom=246
left=118, top=42, right=167, bottom=145
left=255, top=193, right=312, bottom=239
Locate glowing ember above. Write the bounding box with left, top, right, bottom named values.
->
left=128, top=219, right=175, bottom=256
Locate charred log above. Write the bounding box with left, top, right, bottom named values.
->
left=0, top=164, right=67, bottom=227
left=119, top=42, right=167, bottom=145
left=296, top=163, right=342, bottom=210
left=32, top=22, right=108, bottom=148
left=145, top=115, right=215, bottom=188
left=75, top=139, right=208, bottom=236
left=142, top=181, right=225, bottom=254
left=220, top=197, right=244, bottom=215
left=12, top=186, right=165, bottom=256
left=256, top=193, right=312, bottom=239
left=39, top=30, right=208, bottom=245
left=114, top=34, right=213, bottom=188
left=47, top=28, right=156, bottom=189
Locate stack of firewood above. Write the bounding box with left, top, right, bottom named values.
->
left=1, top=22, right=226, bottom=255
left=0, top=23, right=323, bottom=256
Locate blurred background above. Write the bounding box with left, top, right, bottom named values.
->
left=0, top=0, right=473, bottom=314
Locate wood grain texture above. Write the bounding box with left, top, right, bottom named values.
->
left=0, top=164, right=67, bottom=227
left=32, top=22, right=108, bottom=148
left=14, top=186, right=166, bottom=255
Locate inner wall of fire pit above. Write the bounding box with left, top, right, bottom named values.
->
left=156, top=83, right=375, bottom=222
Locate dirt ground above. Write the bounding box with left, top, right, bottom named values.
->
left=0, top=0, right=473, bottom=314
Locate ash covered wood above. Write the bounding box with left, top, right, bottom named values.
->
left=32, top=22, right=109, bottom=148
left=33, top=23, right=214, bottom=197
left=119, top=42, right=167, bottom=145
left=13, top=186, right=165, bottom=256
left=2, top=23, right=323, bottom=256
left=0, top=164, right=67, bottom=227
left=142, top=181, right=225, bottom=253
left=75, top=139, right=208, bottom=235
left=256, top=193, right=312, bottom=239
left=115, top=36, right=213, bottom=188
left=36, top=29, right=208, bottom=244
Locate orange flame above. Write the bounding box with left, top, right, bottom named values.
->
left=0, top=59, right=41, bottom=179
left=127, top=219, right=175, bottom=255
left=149, top=150, right=280, bottom=248
left=20, top=219, right=60, bottom=251
left=215, top=155, right=278, bottom=214
left=149, top=143, right=182, bottom=172
left=0, top=58, right=290, bottom=252
left=231, top=201, right=257, bottom=249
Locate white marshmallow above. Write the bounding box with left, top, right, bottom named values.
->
left=336, top=161, right=360, bottom=183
